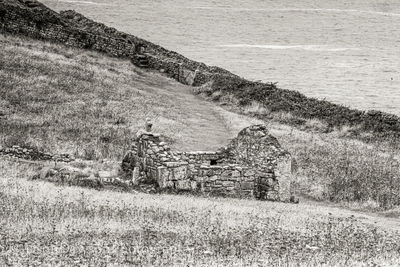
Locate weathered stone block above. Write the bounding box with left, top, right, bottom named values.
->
left=231, top=170, right=241, bottom=177
left=266, top=191, right=278, bottom=201
left=195, top=176, right=205, bottom=183
left=157, top=166, right=170, bottom=188
left=176, top=180, right=191, bottom=190
left=212, top=183, right=223, bottom=188
left=172, top=165, right=188, bottom=180
left=244, top=170, right=255, bottom=177
left=190, top=181, right=198, bottom=190
left=166, top=181, right=175, bottom=188
left=241, top=181, right=254, bottom=190
left=222, top=181, right=234, bottom=187
left=209, top=175, right=219, bottom=181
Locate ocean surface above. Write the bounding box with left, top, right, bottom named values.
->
left=42, top=0, right=400, bottom=115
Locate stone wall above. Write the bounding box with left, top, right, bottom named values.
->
left=0, top=145, right=74, bottom=162
left=223, top=125, right=294, bottom=201
left=0, top=1, right=138, bottom=57
left=122, top=124, right=295, bottom=202
left=0, top=0, right=235, bottom=87
left=121, top=130, right=257, bottom=198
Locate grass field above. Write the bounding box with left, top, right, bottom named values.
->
left=0, top=33, right=257, bottom=159
left=1, top=33, right=400, bottom=265
left=1, top=160, right=400, bottom=266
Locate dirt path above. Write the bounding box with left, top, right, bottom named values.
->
left=136, top=69, right=259, bottom=151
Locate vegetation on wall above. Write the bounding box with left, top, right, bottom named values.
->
left=209, top=74, right=400, bottom=138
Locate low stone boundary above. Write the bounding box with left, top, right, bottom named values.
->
left=0, top=145, right=74, bottom=162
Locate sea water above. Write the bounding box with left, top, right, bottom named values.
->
left=43, top=0, right=400, bottom=115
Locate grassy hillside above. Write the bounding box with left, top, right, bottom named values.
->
left=3, top=0, right=400, bottom=140
left=0, top=33, right=259, bottom=159
left=1, top=33, right=400, bottom=209
left=1, top=160, right=400, bottom=266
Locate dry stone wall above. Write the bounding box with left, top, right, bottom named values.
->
left=0, top=145, right=74, bottom=162
left=0, top=0, right=234, bottom=87
left=224, top=125, right=294, bottom=201
left=0, top=2, right=138, bottom=57
left=122, top=124, right=295, bottom=202
left=0, top=1, right=136, bottom=56
left=121, top=131, right=256, bottom=198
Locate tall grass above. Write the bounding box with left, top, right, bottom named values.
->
left=274, top=124, right=400, bottom=209
left=217, top=104, right=400, bottom=209
left=1, top=160, right=400, bottom=266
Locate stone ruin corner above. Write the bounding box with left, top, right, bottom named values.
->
left=122, top=120, right=297, bottom=202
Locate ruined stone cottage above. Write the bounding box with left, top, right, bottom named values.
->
left=122, top=122, right=295, bottom=202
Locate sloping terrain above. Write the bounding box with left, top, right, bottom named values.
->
left=1, top=33, right=400, bottom=209
left=1, top=0, right=400, bottom=139
left=0, top=34, right=259, bottom=159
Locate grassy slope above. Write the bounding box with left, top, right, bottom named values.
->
left=0, top=33, right=259, bottom=159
